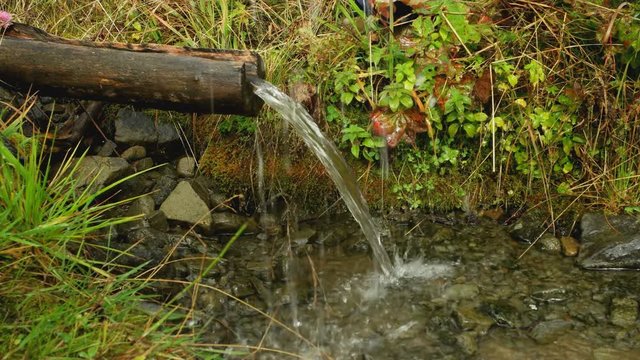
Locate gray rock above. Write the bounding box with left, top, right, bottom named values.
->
left=121, top=145, right=147, bottom=161
left=96, top=140, right=117, bottom=157
left=444, top=284, right=480, bottom=301
left=610, top=297, right=638, bottom=328
left=156, top=121, right=180, bottom=145
left=509, top=216, right=544, bottom=244
left=160, top=181, right=212, bottom=232
left=151, top=176, right=178, bottom=205
left=176, top=156, right=197, bottom=177
left=210, top=193, right=234, bottom=212
left=578, top=212, right=640, bottom=269
left=211, top=212, right=258, bottom=234
left=189, top=179, right=211, bottom=208
left=71, top=156, right=132, bottom=193
left=114, top=108, right=158, bottom=145
left=537, top=233, right=562, bottom=254
left=126, top=195, right=156, bottom=217
left=529, top=319, right=573, bottom=344
left=114, top=108, right=180, bottom=146
left=116, top=195, right=156, bottom=233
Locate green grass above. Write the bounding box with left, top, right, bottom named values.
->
left=0, top=105, right=199, bottom=359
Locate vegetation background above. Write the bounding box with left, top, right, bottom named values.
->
left=1, top=0, right=640, bottom=358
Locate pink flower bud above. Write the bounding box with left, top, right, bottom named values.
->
left=0, top=11, right=13, bottom=30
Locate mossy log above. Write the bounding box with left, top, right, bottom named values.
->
left=0, top=23, right=264, bottom=115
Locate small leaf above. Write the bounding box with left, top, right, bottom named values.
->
left=400, top=95, right=414, bottom=108
left=463, top=123, right=477, bottom=137
left=341, top=92, right=354, bottom=105
left=351, top=144, right=360, bottom=158
left=448, top=123, right=459, bottom=138
left=514, top=98, right=527, bottom=108
left=389, top=97, right=400, bottom=112
left=507, top=74, right=518, bottom=87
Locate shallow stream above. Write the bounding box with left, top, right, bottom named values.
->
left=175, top=215, right=640, bottom=359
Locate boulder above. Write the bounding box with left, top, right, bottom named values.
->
left=577, top=213, right=640, bottom=270
left=114, top=108, right=157, bottom=145
left=114, top=108, right=180, bottom=146
left=160, top=181, right=212, bottom=232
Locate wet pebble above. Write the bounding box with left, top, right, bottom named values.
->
left=453, top=304, right=494, bottom=335
left=537, top=234, right=562, bottom=254
left=610, top=297, right=638, bottom=328
left=560, top=236, right=580, bottom=257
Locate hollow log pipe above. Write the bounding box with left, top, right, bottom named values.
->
left=0, top=23, right=264, bottom=116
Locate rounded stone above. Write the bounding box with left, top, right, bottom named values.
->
left=537, top=234, right=562, bottom=254
left=177, top=156, right=197, bottom=177
left=560, top=236, right=580, bottom=257
left=121, top=145, right=147, bottom=161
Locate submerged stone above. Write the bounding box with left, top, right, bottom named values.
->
left=453, top=304, right=495, bottom=334
left=530, top=319, right=573, bottom=344
left=578, top=213, right=640, bottom=270
left=443, top=284, right=480, bottom=301
left=610, top=297, right=638, bottom=328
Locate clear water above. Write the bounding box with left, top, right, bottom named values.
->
left=252, top=79, right=394, bottom=276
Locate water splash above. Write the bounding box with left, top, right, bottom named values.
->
left=252, top=79, right=394, bottom=276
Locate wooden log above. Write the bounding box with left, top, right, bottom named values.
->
left=0, top=24, right=264, bottom=116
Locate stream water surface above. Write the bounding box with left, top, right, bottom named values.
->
left=187, top=216, right=640, bottom=359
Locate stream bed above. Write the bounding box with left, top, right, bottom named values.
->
left=166, top=215, right=640, bottom=359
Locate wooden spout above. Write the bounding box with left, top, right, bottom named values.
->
left=0, top=24, right=264, bottom=116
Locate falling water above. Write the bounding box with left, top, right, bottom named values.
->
left=252, top=79, right=394, bottom=276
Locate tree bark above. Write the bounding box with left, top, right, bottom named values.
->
left=0, top=24, right=264, bottom=115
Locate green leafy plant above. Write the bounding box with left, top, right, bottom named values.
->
left=341, top=124, right=385, bottom=161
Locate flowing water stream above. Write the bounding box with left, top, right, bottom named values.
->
left=181, top=80, right=640, bottom=359
left=252, top=79, right=394, bottom=276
